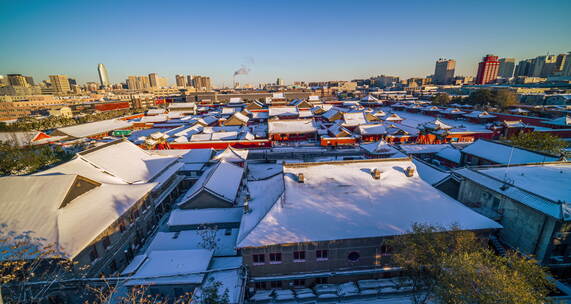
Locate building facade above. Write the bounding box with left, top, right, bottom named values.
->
left=475, top=55, right=500, bottom=85
left=434, top=58, right=456, bottom=85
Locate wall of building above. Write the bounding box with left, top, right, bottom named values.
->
left=457, top=179, right=557, bottom=262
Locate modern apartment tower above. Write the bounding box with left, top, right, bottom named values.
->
left=498, top=58, right=516, bottom=79
left=475, top=55, right=500, bottom=85
left=148, top=73, right=160, bottom=88
left=433, top=59, right=456, bottom=85
left=97, top=64, right=110, bottom=87
left=49, top=75, right=71, bottom=93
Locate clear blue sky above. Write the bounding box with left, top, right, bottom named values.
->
left=1, top=0, right=570, bottom=87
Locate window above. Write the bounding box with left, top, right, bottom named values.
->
left=293, top=279, right=305, bottom=287
left=492, top=197, right=501, bottom=210
left=253, top=254, right=265, bottom=264
left=225, top=228, right=232, bottom=236
left=102, top=236, right=111, bottom=249
left=347, top=251, right=360, bottom=262
left=315, top=277, right=328, bottom=284
left=293, top=251, right=306, bottom=261
left=255, top=282, right=267, bottom=289
left=269, top=252, right=282, bottom=263
left=89, top=246, right=98, bottom=262
left=380, top=244, right=392, bottom=255
left=270, top=281, right=282, bottom=288
left=316, top=250, right=328, bottom=260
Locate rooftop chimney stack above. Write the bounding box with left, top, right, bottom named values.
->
left=372, top=168, right=381, bottom=179
left=405, top=166, right=415, bottom=177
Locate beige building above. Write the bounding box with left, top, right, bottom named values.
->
left=148, top=73, right=160, bottom=88
left=49, top=75, right=71, bottom=94
left=434, top=59, right=456, bottom=85
left=175, top=74, right=187, bottom=87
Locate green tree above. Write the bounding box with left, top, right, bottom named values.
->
left=432, top=93, right=451, bottom=106
left=466, top=89, right=518, bottom=109
left=510, top=132, right=567, bottom=155
left=388, top=223, right=554, bottom=304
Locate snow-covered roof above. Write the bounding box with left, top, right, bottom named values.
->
left=228, top=97, right=243, bottom=104
left=0, top=175, right=155, bottom=259
left=463, top=111, right=495, bottom=119
left=435, top=146, right=461, bottom=163
left=237, top=160, right=501, bottom=247
left=168, top=208, right=243, bottom=228
left=412, top=159, right=450, bottom=185
left=146, top=108, right=166, bottom=115
left=399, top=144, right=451, bottom=154
left=213, top=146, right=249, bottom=162
left=360, top=140, right=405, bottom=157
left=268, top=119, right=317, bottom=135
left=0, top=131, right=50, bottom=146
left=342, top=112, right=368, bottom=127
left=191, top=131, right=239, bottom=141
left=361, top=95, right=379, bottom=102
left=356, top=124, right=387, bottom=135
left=268, top=106, right=298, bottom=117
left=168, top=102, right=196, bottom=109
left=179, top=161, right=244, bottom=206
left=421, top=119, right=453, bottom=130
left=125, top=249, right=213, bottom=286
left=541, top=115, right=571, bottom=126
left=454, top=164, right=571, bottom=219
left=272, top=93, right=285, bottom=99
left=145, top=229, right=239, bottom=256
left=56, top=119, right=132, bottom=138
left=308, top=95, right=320, bottom=101
left=384, top=113, right=403, bottom=121
left=230, top=112, right=249, bottom=123
left=38, top=139, right=179, bottom=184
left=461, top=139, right=560, bottom=165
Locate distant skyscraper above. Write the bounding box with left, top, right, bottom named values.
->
left=514, top=59, right=533, bottom=77
left=24, top=76, right=35, bottom=86
left=475, top=55, right=500, bottom=85
left=97, top=64, right=110, bottom=87
left=276, top=78, right=285, bottom=86
left=148, top=73, right=160, bottom=88
left=175, top=75, right=187, bottom=87
left=49, top=75, right=71, bottom=93
left=7, top=74, right=29, bottom=87
left=433, top=59, right=456, bottom=84
left=498, top=58, right=515, bottom=78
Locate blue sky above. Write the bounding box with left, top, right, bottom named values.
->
left=1, top=0, right=570, bottom=87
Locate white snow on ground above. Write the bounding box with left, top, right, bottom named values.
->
left=435, top=146, right=461, bottom=163
left=238, top=160, right=501, bottom=247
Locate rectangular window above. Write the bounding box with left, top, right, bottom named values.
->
left=270, top=281, right=282, bottom=288
left=381, top=244, right=392, bottom=255
left=293, top=279, right=305, bottom=287
left=253, top=254, right=265, bottom=264
left=89, top=246, right=98, bottom=262
left=269, top=252, right=282, bottom=263
left=102, top=236, right=111, bottom=249
left=293, top=251, right=306, bottom=261
left=254, top=282, right=267, bottom=289
left=316, top=250, right=328, bottom=260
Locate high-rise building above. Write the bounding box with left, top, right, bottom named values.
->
left=68, top=78, right=77, bottom=86
left=498, top=58, right=516, bottom=79
left=148, top=73, right=160, bottom=88
left=276, top=78, right=285, bottom=86
left=49, top=75, right=71, bottom=93
left=97, top=64, right=110, bottom=87
left=515, top=59, right=533, bottom=77
left=191, top=76, right=212, bottom=90
left=7, top=74, right=29, bottom=87
left=475, top=55, right=500, bottom=85
left=433, top=59, right=456, bottom=84
left=24, top=76, right=35, bottom=86
left=175, top=75, right=187, bottom=87
left=562, top=52, right=571, bottom=76
left=531, top=55, right=558, bottom=77
left=555, top=54, right=567, bottom=74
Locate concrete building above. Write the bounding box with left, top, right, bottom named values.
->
left=176, top=74, right=187, bottom=87
left=48, top=75, right=71, bottom=93
left=439, top=163, right=571, bottom=268
left=7, top=74, right=30, bottom=87
left=97, top=63, right=110, bottom=87
left=238, top=159, right=500, bottom=291
left=498, top=58, right=516, bottom=79
left=149, top=73, right=160, bottom=88
left=433, top=58, right=456, bottom=84
left=475, top=55, right=500, bottom=85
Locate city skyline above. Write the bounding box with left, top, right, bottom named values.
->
left=1, top=0, right=571, bottom=86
